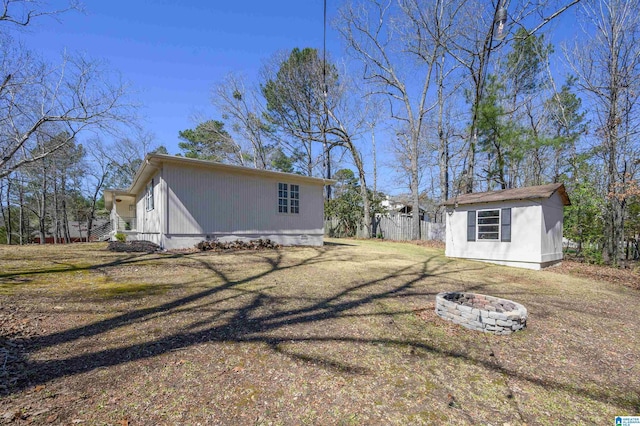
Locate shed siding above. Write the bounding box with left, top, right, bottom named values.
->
left=445, top=199, right=543, bottom=268
left=163, top=163, right=324, bottom=246
left=540, top=192, right=564, bottom=263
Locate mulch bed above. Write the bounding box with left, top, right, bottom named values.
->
left=107, top=241, right=161, bottom=253
left=195, top=239, right=280, bottom=252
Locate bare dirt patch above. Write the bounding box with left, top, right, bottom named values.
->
left=0, top=240, right=638, bottom=425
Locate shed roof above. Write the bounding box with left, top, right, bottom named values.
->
left=442, top=183, right=571, bottom=207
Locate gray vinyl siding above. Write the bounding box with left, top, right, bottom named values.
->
left=136, top=170, right=164, bottom=235
left=163, top=163, right=324, bottom=236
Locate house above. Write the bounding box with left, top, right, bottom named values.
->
left=32, top=219, right=110, bottom=243
left=103, top=154, right=334, bottom=250
left=379, top=196, right=428, bottom=221
left=442, top=183, right=571, bottom=270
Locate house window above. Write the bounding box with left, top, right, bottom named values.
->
left=467, top=208, right=511, bottom=242
left=278, top=182, right=300, bottom=214
left=278, top=183, right=288, bottom=213
left=290, top=184, right=299, bottom=214
left=145, top=179, right=154, bottom=211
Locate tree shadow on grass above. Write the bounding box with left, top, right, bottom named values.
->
left=0, top=252, right=178, bottom=281
left=3, top=245, right=639, bottom=414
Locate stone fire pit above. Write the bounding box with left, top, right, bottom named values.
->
left=435, top=292, right=527, bottom=334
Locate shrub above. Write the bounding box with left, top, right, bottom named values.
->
left=196, top=239, right=280, bottom=251
left=114, top=232, right=127, bottom=242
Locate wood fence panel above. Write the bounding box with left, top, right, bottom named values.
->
left=325, top=215, right=445, bottom=241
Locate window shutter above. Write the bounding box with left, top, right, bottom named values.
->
left=467, top=211, right=476, bottom=241
left=501, top=208, right=511, bottom=242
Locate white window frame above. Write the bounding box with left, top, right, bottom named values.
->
left=278, top=182, right=288, bottom=213
left=289, top=184, right=300, bottom=214
left=145, top=179, right=154, bottom=211
left=476, top=208, right=500, bottom=241
left=278, top=182, right=300, bottom=214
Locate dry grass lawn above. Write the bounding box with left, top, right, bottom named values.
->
left=0, top=239, right=638, bottom=425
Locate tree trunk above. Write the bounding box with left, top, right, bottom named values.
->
left=61, top=172, right=71, bottom=243
left=38, top=164, right=48, bottom=244
left=1, top=179, right=11, bottom=244
left=410, top=131, right=420, bottom=240
left=437, top=54, right=449, bottom=205
left=53, top=170, right=60, bottom=244
left=604, top=39, right=620, bottom=266
left=371, top=126, right=377, bottom=196
left=346, top=138, right=370, bottom=238
left=18, top=180, right=24, bottom=245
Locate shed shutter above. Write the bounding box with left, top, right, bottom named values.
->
left=501, top=208, right=511, bottom=242
left=467, top=211, right=476, bottom=241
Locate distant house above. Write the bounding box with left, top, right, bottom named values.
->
left=104, top=154, right=333, bottom=250
left=380, top=196, right=428, bottom=221
left=31, top=219, right=109, bottom=244
left=442, top=183, right=571, bottom=270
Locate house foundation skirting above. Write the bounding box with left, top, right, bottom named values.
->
left=160, top=233, right=323, bottom=250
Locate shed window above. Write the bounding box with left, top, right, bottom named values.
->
left=278, top=182, right=300, bottom=214
left=467, top=208, right=511, bottom=241
left=477, top=209, right=500, bottom=240
left=145, top=179, right=154, bottom=211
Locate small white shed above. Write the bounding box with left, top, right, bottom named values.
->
left=443, top=183, right=571, bottom=270
left=104, top=154, right=334, bottom=250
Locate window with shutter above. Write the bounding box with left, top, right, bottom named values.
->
left=477, top=209, right=500, bottom=240
left=468, top=208, right=511, bottom=241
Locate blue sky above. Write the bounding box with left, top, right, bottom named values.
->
left=16, top=0, right=582, bottom=195
left=19, top=0, right=340, bottom=155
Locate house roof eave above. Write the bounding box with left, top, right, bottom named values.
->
left=127, top=154, right=338, bottom=195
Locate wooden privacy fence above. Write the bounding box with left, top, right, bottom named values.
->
left=325, top=215, right=445, bottom=241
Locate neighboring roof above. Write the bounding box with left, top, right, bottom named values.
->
left=104, top=154, right=337, bottom=205
left=45, top=219, right=109, bottom=239
left=442, top=183, right=571, bottom=207
left=381, top=196, right=428, bottom=212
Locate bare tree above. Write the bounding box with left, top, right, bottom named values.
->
left=0, top=0, right=80, bottom=29
left=102, top=131, right=154, bottom=189
left=260, top=46, right=375, bottom=235
left=339, top=0, right=460, bottom=239
left=447, top=0, right=581, bottom=193
left=82, top=137, right=112, bottom=240
left=0, top=49, right=134, bottom=179
left=324, top=72, right=377, bottom=236
left=261, top=48, right=331, bottom=176
left=212, top=74, right=273, bottom=169
left=566, top=0, right=640, bottom=265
